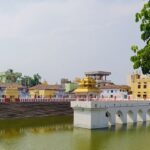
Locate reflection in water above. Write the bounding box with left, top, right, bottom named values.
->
left=0, top=119, right=150, bottom=150
left=73, top=122, right=150, bottom=150
left=0, top=123, right=73, bottom=150
left=0, top=128, right=24, bottom=139
left=0, top=124, right=73, bottom=139
left=73, top=128, right=92, bottom=150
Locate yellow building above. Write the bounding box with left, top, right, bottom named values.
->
left=0, top=83, right=25, bottom=102
left=4, top=87, right=19, bottom=100
left=29, top=83, right=62, bottom=98
left=129, top=73, right=150, bottom=100
left=74, top=76, right=99, bottom=98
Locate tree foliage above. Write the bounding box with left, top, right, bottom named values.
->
left=1, top=69, right=42, bottom=87
left=21, top=74, right=41, bottom=87
left=5, top=69, right=22, bottom=83
left=131, top=1, right=150, bottom=74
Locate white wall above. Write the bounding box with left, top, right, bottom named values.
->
left=100, top=88, right=128, bottom=100
left=74, top=108, right=92, bottom=129
left=71, top=101, right=150, bottom=129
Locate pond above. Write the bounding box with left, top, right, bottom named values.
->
left=0, top=116, right=150, bottom=150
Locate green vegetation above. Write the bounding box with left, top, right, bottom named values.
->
left=4, top=69, right=22, bottom=83
left=21, top=73, right=41, bottom=87
left=131, top=1, right=150, bottom=74
left=0, top=69, right=42, bottom=87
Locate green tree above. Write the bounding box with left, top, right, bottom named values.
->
left=33, top=74, right=41, bottom=85
left=21, top=74, right=41, bottom=87
left=0, top=69, right=42, bottom=87
left=5, top=69, right=22, bottom=83
left=131, top=1, right=150, bottom=74
left=21, top=76, right=33, bottom=87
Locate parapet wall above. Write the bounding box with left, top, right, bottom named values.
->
left=71, top=101, right=150, bottom=109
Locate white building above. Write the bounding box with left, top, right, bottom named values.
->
left=100, top=84, right=130, bottom=100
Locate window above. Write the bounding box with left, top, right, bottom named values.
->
left=143, top=94, right=147, bottom=99
left=124, top=95, right=127, bottom=99
left=111, top=90, right=113, bottom=93
left=138, top=84, right=141, bottom=89
left=137, top=94, right=141, bottom=98
left=110, top=95, right=113, bottom=98
left=144, top=83, right=147, bottom=88
left=137, top=75, right=140, bottom=79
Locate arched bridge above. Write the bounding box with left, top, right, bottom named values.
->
left=71, top=101, right=150, bottom=129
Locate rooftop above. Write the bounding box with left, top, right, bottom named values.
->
left=0, top=83, right=24, bottom=89
left=85, top=71, right=111, bottom=76
left=100, top=84, right=130, bottom=90
left=29, top=84, right=64, bottom=90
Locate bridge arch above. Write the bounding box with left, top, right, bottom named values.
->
left=127, top=110, right=134, bottom=123
left=137, top=109, right=143, bottom=122
left=105, top=111, right=112, bottom=126
left=146, top=109, right=150, bottom=121
left=116, top=110, right=124, bottom=124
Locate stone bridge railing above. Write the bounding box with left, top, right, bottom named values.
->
left=0, top=98, right=149, bottom=103
left=71, top=101, right=150, bottom=129
left=19, top=98, right=75, bottom=102
left=0, top=98, right=76, bottom=103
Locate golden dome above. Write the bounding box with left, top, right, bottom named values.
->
left=74, top=76, right=99, bottom=94
left=79, top=77, right=96, bottom=87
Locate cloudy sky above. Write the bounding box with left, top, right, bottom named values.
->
left=0, top=0, right=146, bottom=84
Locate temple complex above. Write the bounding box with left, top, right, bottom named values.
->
left=74, top=76, right=99, bottom=98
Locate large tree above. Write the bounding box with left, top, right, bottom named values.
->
left=5, top=69, right=22, bottom=83
left=1, top=69, right=42, bottom=87
left=33, top=74, right=41, bottom=85
left=21, top=74, right=41, bottom=87
left=21, top=76, right=33, bottom=87
left=131, top=0, right=150, bottom=74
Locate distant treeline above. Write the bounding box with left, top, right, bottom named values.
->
left=1, top=69, right=41, bottom=87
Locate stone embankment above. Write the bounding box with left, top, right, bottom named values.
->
left=0, top=102, right=73, bottom=119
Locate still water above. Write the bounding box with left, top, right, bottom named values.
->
left=0, top=116, right=150, bottom=150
